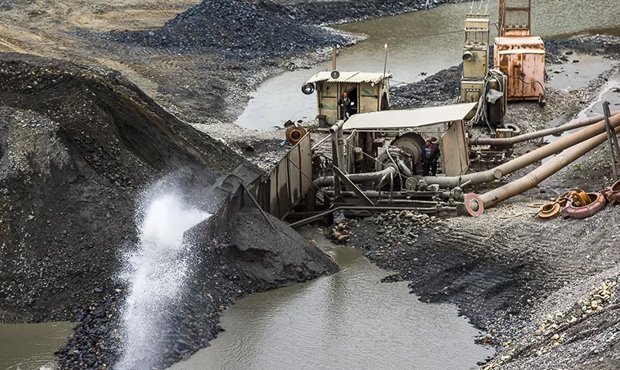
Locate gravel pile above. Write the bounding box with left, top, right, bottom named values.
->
left=390, top=65, right=461, bottom=109
left=268, top=0, right=445, bottom=25
left=546, top=34, right=620, bottom=63
left=108, top=0, right=349, bottom=58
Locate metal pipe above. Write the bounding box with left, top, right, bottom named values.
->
left=311, top=134, right=331, bottom=150
left=423, top=114, right=620, bottom=188
left=313, top=166, right=397, bottom=187
left=465, top=123, right=620, bottom=216
left=603, top=102, right=620, bottom=179
left=470, top=114, right=613, bottom=146
left=327, top=190, right=453, bottom=199
left=331, top=125, right=341, bottom=197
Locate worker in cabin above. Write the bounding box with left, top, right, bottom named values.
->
left=338, top=91, right=353, bottom=121
left=422, top=137, right=440, bottom=176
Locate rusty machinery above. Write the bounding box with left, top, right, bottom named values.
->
left=495, top=0, right=546, bottom=102
left=309, top=104, right=477, bottom=217
left=460, top=12, right=508, bottom=130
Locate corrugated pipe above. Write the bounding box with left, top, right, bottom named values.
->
left=423, top=114, right=620, bottom=188
left=470, top=114, right=614, bottom=146
left=313, top=166, right=397, bottom=188
left=464, top=123, right=620, bottom=217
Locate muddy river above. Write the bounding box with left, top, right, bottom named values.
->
left=170, top=228, right=492, bottom=369
left=0, top=322, right=74, bottom=370
left=235, top=0, right=620, bottom=130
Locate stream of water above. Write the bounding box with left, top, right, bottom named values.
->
left=116, top=193, right=211, bottom=370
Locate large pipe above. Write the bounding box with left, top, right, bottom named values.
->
left=470, top=114, right=612, bottom=146
left=465, top=123, right=620, bottom=216
left=313, top=166, right=397, bottom=187
left=423, top=113, right=620, bottom=188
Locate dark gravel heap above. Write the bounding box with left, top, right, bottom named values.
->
left=0, top=53, right=249, bottom=323
left=546, top=34, right=620, bottom=63
left=56, top=197, right=338, bottom=369
left=268, top=0, right=445, bottom=25
left=107, top=0, right=348, bottom=58
left=390, top=65, right=461, bottom=109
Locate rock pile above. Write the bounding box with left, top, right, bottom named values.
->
left=271, top=0, right=444, bottom=25
left=108, top=0, right=348, bottom=58
left=390, top=65, right=461, bottom=109
left=372, top=210, right=442, bottom=243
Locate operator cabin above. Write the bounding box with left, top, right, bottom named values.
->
left=301, top=71, right=392, bottom=127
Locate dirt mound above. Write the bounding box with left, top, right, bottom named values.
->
left=265, top=0, right=443, bottom=24
left=107, top=0, right=349, bottom=58
left=0, top=53, right=252, bottom=323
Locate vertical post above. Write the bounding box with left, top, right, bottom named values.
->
left=332, top=45, right=337, bottom=71
left=331, top=126, right=341, bottom=198
left=528, top=0, right=532, bottom=34
left=337, top=129, right=346, bottom=175
left=603, top=101, right=620, bottom=179
left=498, top=0, right=505, bottom=36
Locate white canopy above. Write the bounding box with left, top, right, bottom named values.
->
left=342, top=103, right=477, bottom=130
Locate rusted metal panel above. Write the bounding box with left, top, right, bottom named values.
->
left=269, top=168, right=278, bottom=215
left=263, top=134, right=313, bottom=218
left=440, top=121, right=469, bottom=176
left=299, top=135, right=312, bottom=197
left=499, top=0, right=532, bottom=37
left=276, top=159, right=291, bottom=217
left=494, top=36, right=545, bottom=101
left=287, top=145, right=302, bottom=203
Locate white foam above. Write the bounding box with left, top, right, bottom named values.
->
left=116, top=193, right=210, bottom=370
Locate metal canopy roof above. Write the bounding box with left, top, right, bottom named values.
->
left=305, top=71, right=392, bottom=84
left=342, top=103, right=477, bottom=130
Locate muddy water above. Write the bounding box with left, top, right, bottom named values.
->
left=171, top=228, right=493, bottom=369
left=236, top=0, right=620, bottom=130
left=0, top=322, right=74, bottom=370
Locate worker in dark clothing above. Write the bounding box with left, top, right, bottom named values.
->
left=338, top=91, right=353, bottom=121
left=422, top=137, right=440, bottom=176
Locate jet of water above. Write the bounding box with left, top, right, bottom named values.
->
left=116, top=193, right=210, bottom=370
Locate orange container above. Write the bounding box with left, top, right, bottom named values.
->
left=494, top=36, right=545, bottom=101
